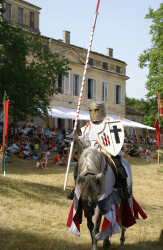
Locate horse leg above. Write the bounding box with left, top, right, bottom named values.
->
left=92, top=206, right=102, bottom=250
left=81, top=200, right=94, bottom=244
left=120, top=199, right=125, bottom=246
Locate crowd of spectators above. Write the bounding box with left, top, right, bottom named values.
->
left=0, top=121, right=158, bottom=167
left=124, top=130, right=157, bottom=146
left=0, top=119, right=80, bottom=168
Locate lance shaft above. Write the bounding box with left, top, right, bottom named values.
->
left=64, top=0, right=100, bottom=190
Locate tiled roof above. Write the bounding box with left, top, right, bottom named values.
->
left=126, top=107, right=144, bottom=116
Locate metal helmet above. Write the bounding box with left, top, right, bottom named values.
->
left=88, top=101, right=106, bottom=123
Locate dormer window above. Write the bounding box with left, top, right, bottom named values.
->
left=30, top=12, right=34, bottom=28
left=89, top=58, right=94, bottom=66
left=116, top=66, right=120, bottom=73
left=103, top=62, right=108, bottom=70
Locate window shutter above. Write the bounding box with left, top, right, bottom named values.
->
left=55, top=76, right=58, bottom=89
left=86, top=78, right=88, bottom=98
left=121, top=86, right=125, bottom=105
left=18, top=8, right=23, bottom=24
left=70, top=73, right=73, bottom=95
left=104, top=83, right=108, bottom=102
left=102, top=82, right=104, bottom=101
left=61, top=75, right=64, bottom=93
left=78, top=75, right=82, bottom=96
left=64, top=73, right=70, bottom=94
left=93, top=79, right=96, bottom=100
left=114, top=85, right=116, bottom=104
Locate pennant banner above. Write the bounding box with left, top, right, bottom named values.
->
left=154, top=117, right=160, bottom=148
left=158, top=94, right=162, bottom=118
left=3, top=100, right=9, bottom=146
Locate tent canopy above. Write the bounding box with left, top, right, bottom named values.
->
left=49, top=106, right=155, bottom=131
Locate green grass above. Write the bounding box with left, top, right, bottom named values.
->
left=0, top=150, right=163, bottom=250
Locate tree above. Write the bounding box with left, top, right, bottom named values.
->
left=0, top=0, right=71, bottom=128
left=138, top=4, right=163, bottom=127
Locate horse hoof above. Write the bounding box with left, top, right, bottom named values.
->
left=120, top=242, right=124, bottom=246
left=103, top=239, right=111, bottom=249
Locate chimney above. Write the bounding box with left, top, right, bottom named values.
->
left=63, top=31, right=70, bottom=45
left=107, top=48, right=113, bottom=58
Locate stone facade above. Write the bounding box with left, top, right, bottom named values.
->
left=3, top=0, right=130, bottom=129
left=3, top=0, right=41, bottom=33
left=45, top=31, right=129, bottom=128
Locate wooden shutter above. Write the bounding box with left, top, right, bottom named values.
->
left=18, top=8, right=23, bottom=24
left=86, top=78, right=88, bottom=98
left=114, top=85, right=116, bottom=104
left=102, top=82, right=104, bottom=101
left=104, top=83, right=108, bottom=101
left=30, top=12, right=34, bottom=28
left=6, top=4, right=11, bottom=20
left=64, top=73, right=70, bottom=94
left=121, top=86, right=125, bottom=105
left=93, top=79, right=96, bottom=100
left=55, top=76, right=58, bottom=89
left=61, top=75, right=64, bottom=93
left=78, top=75, right=82, bottom=96
left=70, top=73, right=73, bottom=95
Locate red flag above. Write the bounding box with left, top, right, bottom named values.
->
left=154, top=117, right=160, bottom=148
left=3, top=100, right=9, bottom=146
left=158, top=94, right=162, bottom=118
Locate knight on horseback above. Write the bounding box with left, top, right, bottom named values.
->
left=67, top=102, right=147, bottom=250
left=73, top=101, right=130, bottom=200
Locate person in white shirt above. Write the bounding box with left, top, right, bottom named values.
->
left=10, top=142, right=19, bottom=154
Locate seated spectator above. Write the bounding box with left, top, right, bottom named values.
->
left=23, top=147, right=31, bottom=159
left=36, top=154, right=47, bottom=169
left=57, top=142, right=62, bottom=153
left=19, top=145, right=25, bottom=158
left=129, top=145, right=140, bottom=157
left=54, top=150, right=65, bottom=165
left=46, top=148, right=54, bottom=160
left=10, top=141, right=19, bottom=154
left=34, top=141, right=39, bottom=150
left=30, top=145, right=39, bottom=160
left=51, top=140, right=57, bottom=152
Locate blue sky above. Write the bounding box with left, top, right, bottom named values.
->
left=31, top=0, right=162, bottom=100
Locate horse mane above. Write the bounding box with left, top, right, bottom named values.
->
left=78, top=147, right=103, bottom=176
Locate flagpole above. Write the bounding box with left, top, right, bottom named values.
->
left=3, top=90, right=6, bottom=176
left=157, top=94, right=160, bottom=168
left=64, top=0, right=101, bottom=190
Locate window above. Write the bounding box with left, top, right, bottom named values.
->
left=89, top=58, right=94, bottom=66
left=114, top=85, right=125, bottom=105
left=18, top=8, right=23, bottom=24
left=87, top=78, right=96, bottom=100
left=116, top=66, right=120, bottom=73
left=30, top=12, right=34, bottom=28
left=102, top=82, right=108, bottom=102
left=103, top=62, right=108, bottom=70
left=73, top=75, right=79, bottom=96
left=58, top=74, right=64, bottom=93
left=6, top=3, right=11, bottom=20
left=43, top=45, right=49, bottom=52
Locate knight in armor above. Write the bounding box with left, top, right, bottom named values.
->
left=71, top=101, right=130, bottom=199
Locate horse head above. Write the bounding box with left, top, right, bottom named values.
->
left=77, top=173, right=104, bottom=208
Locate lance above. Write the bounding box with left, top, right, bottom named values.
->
left=64, top=0, right=101, bottom=190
